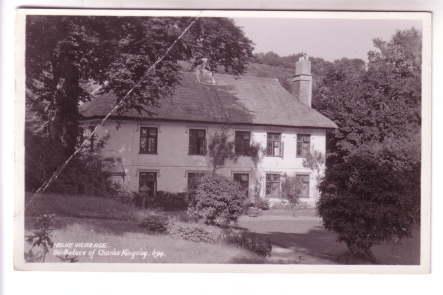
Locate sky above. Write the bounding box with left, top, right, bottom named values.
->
left=233, top=18, right=421, bottom=61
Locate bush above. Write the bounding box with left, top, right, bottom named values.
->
left=168, top=222, right=223, bottom=243
left=318, top=144, right=420, bottom=262
left=139, top=213, right=169, bottom=233
left=25, top=128, right=118, bottom=197
left=255, top=198, right=270, bottom=210
left=223, top=228, right=272, bottom=257
left=132, top=191, right=189, bottom=211
left=187, top=175, right=248, bottom=226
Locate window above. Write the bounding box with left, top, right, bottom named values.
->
left=235, top=131, right=251, bottom=156
left=297, top=134, right=311, bottom=157
left=189, top=129, right=207, bottom=155
left=266, top=133, right=284, bottom=157
left=187, top=172, right=206, bottom=191
left=266, top=173, right=281, bottom=198
left=233, top=173, right=249, bottom=197
left=139, top=171, right=157, bottom=194
left=140, top=127, right=158, bottom=154
left=296, top=174, right=310, bottom=198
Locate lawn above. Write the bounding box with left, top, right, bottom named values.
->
left=25, top=193, right=420, bottom=265
left=238, top=209, right=420, bottom=265
left=24, top=193, right=264, bottom=264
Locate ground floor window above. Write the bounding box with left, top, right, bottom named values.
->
left=296, top=174, right=310, bottom=198
left=233, top=173, right=249, bottom=197
left=139, top=171, right=157, bottom=194
left=187, top=172, right=207, bottom=192
left=266, top=173, right=281, bottom=198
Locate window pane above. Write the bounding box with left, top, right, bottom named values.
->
left=296, top=174, right=310, bottom=198
left=188, top=172, right=206, bottom=191
left=297, top=134, right=310, bottom=157
left=235, top=131, right=251, bottom=155
left=265, top=173, right=281, bottom=198
left=139, top=172, right=156, bottom=193
left=267, top=133, right=281, bottom=156
left=189, top=129, right=206, bottom=155
left=140, top=127, right=157, bottom=154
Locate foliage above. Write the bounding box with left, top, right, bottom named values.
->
left=25, top=125, right=119, bottom=196
left=56, top=254, right=79, bottom=263
left=25, top=214, right=55, bottom=262
left=168, top=221, right=223, bottom=243
left=132, top=191, right=189, bottom=211
left=223, top=228, right=272, bottom=257
left=25, top=193, right=141, bottom=221
left=254, top=198, right=270, bottom=210
left=26, top=16, right=254, bottom=155
left=281, top=175, right=304, bottom=207
left=302, top=150, right=325, bottom=175
left=318, top=141, right=420, bottom=262
left=208, top=131, right=237, bottom=173
left=187, top=175, right=248, bottom=226
left=139, top=213, right=170, bottom=233
left=315, top=28, right=422, bottom=261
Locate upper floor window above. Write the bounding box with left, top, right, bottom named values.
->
left=189, top=129, right=207, bottom=155
left=235, top=131, right=251, bottom=156
left=140, top=127, right=158, bottom=154
left=266, top=132, right=283, bottom=157
left=296, top=134, right=311, bottom=158
left=296, top=174, right=310, bottom=198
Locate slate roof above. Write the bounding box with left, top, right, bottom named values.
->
left=80, top=72, right=337, bottom=129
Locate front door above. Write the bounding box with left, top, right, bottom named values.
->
left=139, top=171, right=157, bottom=208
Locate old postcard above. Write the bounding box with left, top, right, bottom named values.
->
left=14, top=9, right=432, bottom=273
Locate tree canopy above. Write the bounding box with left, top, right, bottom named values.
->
left=25, top=16, right=254, bottom=192
left=26, top=16, right=254, bottom=155
left=316, top=28, right=422, bottom=262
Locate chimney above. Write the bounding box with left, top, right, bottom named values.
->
left=290, top=53, right=312, bottom=107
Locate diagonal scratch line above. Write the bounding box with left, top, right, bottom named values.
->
left=29, top=16, right=200, bottom=203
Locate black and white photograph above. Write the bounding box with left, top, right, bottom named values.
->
left=14, top=9, right=431, bottom=272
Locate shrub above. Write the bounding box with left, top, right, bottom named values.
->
left=156, top=191, right=189, bottom=211
left=255, top=198, right=270, bottom=210
left=139, top=213, right=169, bottom=233
left=25, top=128, right=118, bottom=197
left=318, top=144, right=420, bottom=262
left=223, top=228, right=272, bottom=257
left=25, top=214, right=55, bottom=262
left=187, top=175, right=248, bottom=226
left=168, top=222, right=223, bottom=243
left=132, top=191, right=189, bottom=211
left=281, top=175, right=304, bottom=207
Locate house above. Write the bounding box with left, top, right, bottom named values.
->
left=79, top=55, right=337, bottom=207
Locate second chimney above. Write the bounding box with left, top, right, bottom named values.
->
left=289, top=54, right=312, bottom=107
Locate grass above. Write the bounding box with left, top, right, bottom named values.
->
left=25, top=193, right=420, bottom=265
left=25, top=193, right=265, bottom=264
left=25, top=217, right=264, bottom=263
left=26, top=193, right=140, bottom=221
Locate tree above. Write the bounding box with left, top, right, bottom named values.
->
left=25, top=16, right=254, bottom=192
left=318, top=139, right=420, bottom=262
left=208, top=131, right=237, bottom=174
left=317, top=28, right=422, bottom=262
left=26, top=16, right=254, bottom=156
